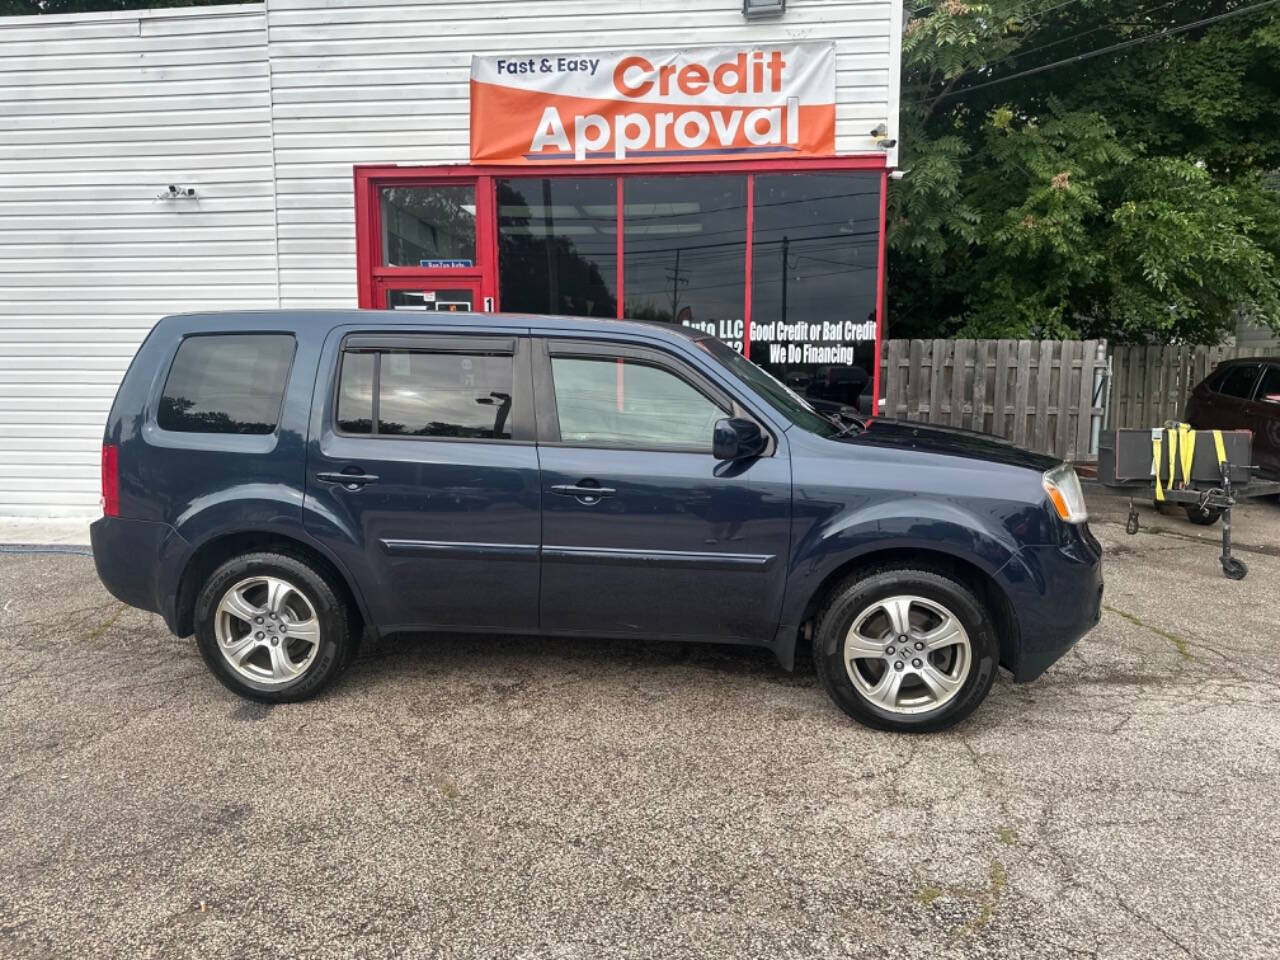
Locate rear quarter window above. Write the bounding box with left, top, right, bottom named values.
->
left=157, top=334, right=296, bottom=434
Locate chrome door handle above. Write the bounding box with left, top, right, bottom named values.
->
left=551, top=483, right=616, bottom=503
left=316, top=471, right=380, bottom=488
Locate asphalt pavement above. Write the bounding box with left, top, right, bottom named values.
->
left=2, top=489, right=1279, bottom=959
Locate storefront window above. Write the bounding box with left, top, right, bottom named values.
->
left=750, top=172, right=880, bottom=409
left=360, top=167, right=885, bottom=411
left=497, top=178, right=617, bottom=317
left=381, top=185, right=476, bottom=266
left=622, top=176, right=747, bottom=350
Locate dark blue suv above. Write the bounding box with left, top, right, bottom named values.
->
left=91, top=311, right=1102, bottom=732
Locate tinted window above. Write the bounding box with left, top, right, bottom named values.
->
left=1256, top=366, right=1280, bottom=404
left=1216, top=364, right=1261, bottom=399
left=336, top=351, right=374, bottom=434
left=623, top=176, right=746, bottom=348
left=386, top=288, right=475, bottom=312
left=158, top=334, right=295, bottom=434
left=335, top=349, right=514, bottom=439
left=381, top=185, right=476, bottom=266
left=497, top=178, right=618, bottom=317
left=749, top=172, right=880, bottom=404
left=551, top=356, right=725, bottom=450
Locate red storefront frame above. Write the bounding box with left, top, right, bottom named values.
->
left=354, top=156, right=889, bottom=405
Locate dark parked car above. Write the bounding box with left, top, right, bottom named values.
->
left=1185, top=357, right=1280, bottom=478
left=804, top=364, right=871, bottom=413
left=91, top=311, right=1102, bottom=732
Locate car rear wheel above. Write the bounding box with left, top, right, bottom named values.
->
left=194, top=551, right=354, bottom=702
left=813, top=567, right=999, bottom=733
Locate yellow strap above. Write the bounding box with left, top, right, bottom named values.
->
left=1167, top=427, right=1177, bottom=490
left=1152, top=433, right=1164, bottom=501
left=1178, top=423, right=1195, bottom=485
left=1212, top=429, right=1226, bottom=467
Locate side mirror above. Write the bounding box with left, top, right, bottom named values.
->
left=713, top=417, right=766, bottom=461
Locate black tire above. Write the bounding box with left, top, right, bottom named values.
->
left=1184, top=504, right=1222, bottom=526
left=1222, top=556, right=1248, bottom=580
left=194, top=551, right=354, bottom=703
left=813, top=567, right=999, bottom=733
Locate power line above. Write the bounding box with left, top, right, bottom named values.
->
left=915, top=0, right=1280, bottom=104
left=909, top=0, right=1090, bottom=20
left=903, top=0, right=1185, bottom=99
left=1019, top=0, right=1098, bottom=21
left=1005, top=0, right=1184, bottom=63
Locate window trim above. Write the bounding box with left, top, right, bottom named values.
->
left=153, top=331, right=297, bottom=438
left=532, top=337, right=772, bottom=455
left=331, top=332, right=535, bottom=443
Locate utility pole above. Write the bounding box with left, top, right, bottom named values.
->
left=665, top=247, right=687, bottom=322
left=780, top=235, right=789, bottom=327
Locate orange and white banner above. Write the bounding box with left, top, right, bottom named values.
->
left=470, top=43, right=836, bottom=165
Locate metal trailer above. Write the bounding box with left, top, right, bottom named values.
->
left=1097, top=427, right=1280, bottom=580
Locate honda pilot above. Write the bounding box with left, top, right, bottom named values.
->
left=91, top=311, right=1102, bottom=732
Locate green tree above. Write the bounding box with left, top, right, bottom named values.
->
left=891, top=0, right=1280, bottom=344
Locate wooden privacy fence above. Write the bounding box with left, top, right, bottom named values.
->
left=1109, top=343, right=1280, bottom=429
left=879, top=339, right=1108, bottom=461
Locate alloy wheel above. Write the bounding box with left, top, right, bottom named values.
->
left=214, top=575, right=322, bottom=685
left=842, top=594, right=972, bottom=715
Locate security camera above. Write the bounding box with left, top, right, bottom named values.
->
left=869, top=123, right=888, bottom=139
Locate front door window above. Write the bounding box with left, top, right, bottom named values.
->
left=550, top=355, right=726, bottom=451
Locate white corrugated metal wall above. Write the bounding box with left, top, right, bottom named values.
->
left=0, top=0, right=901, bottom=518
left=266, top=0, right=902, bottom=310
left=0, top=4, right=278, bottom=517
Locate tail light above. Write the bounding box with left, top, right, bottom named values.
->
left=101, top=443, right=119, bottom=517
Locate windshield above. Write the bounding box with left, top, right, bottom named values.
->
left=697, top=338, right=840, bottom=437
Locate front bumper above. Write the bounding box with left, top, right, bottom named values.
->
left=998, top=523, right=1104, bottom=682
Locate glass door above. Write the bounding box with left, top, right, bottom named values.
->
left=361, top=177, right=496, bottom=314
left=377, top=278, right=482, bottom=313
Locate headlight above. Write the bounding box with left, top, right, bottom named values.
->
left=1042, top=463, right=1088, bottom=523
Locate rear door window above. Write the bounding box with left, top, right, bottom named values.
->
left=1215, top=364, right=1261, bottom=400
left=335, top=343, right=516, bottom=440
left=158, top=334, right=296, bottom=434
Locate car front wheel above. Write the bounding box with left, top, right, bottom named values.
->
left=814, top=567, right=999, bottom=733
left=193, top=551, right=354, bottom=703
